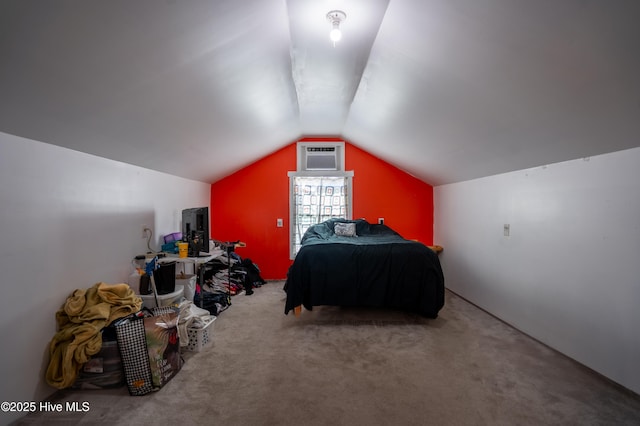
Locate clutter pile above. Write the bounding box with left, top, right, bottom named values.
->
left=45, top=283, right=142, bottom=389
left=45, top=238, right=267, bottom=395
left=160, top=231, right=183, bottom=254
left=195, top=251, right=266, bottom=315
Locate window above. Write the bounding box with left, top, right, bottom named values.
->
left=289, top=141, right=352, bottom=258
left=288, top=173, right=353, bottom=258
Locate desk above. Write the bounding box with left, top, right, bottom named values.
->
left=158, top=250, right=223, bottom=274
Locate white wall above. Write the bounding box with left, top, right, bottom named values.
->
left=0, top=132, right=210, bottom=425
left=434, top=147, right=640, bottom=395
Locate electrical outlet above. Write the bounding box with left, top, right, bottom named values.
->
left=142, top=225, right=150, bottom=239
left=277, top=218, right=283, bottom=228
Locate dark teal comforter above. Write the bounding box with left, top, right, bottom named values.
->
left=284, top=219, right=445, bottom=318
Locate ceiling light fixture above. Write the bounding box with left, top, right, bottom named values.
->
left=326, top=10, right=346, bottom=45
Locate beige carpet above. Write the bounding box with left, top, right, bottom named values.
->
left=14, top=281, right=640, bottom=425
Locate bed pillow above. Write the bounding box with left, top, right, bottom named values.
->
left=334, top=222, right=357, bottom=237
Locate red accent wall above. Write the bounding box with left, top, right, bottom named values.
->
left=347, top=143, right=434, bottom=243
left=210, top=139, right=434, bottom=279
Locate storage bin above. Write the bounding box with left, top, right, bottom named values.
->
left=139, top=285, right=184, bottom=309
left=163, top=232, right=183, bottom=243
left=72, top=327, right=124, bottom=390
left=185, top=317, right=216, bottom=352
left=154, top=261, right=176, bottom=295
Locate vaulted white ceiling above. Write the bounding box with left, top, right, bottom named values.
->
left=1, top=0, right=639, bottom=185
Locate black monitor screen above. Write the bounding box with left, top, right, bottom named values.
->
left=182, top=207, right=209, bottom=256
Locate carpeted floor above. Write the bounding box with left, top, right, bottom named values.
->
left=13, top=281, right=640, bottom=425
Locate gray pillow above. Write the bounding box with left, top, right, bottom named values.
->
left=334, top=222, right=357, bottom=237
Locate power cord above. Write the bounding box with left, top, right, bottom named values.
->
left=144, top=227, right=153, bottom=253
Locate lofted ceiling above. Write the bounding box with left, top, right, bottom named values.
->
left=1, top=0, right=639, bottom=186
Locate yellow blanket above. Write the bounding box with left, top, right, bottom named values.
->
left=45, top=282, right=142, bottom=389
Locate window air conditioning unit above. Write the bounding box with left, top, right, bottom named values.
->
left=297, top=141, right=345, bottom=171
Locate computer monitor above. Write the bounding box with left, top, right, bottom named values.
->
left=182, top=207, right=209, bottom=256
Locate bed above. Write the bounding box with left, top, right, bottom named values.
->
left=284, top=218, right=445, bottom=318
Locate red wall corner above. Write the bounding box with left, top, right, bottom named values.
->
left=346, top=143, right=434, bottom=244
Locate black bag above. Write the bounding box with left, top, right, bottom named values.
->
left=237, top=258, right=266, bottom=288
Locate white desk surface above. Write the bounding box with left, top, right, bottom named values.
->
left=158, top=248, right=225, bottom=264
